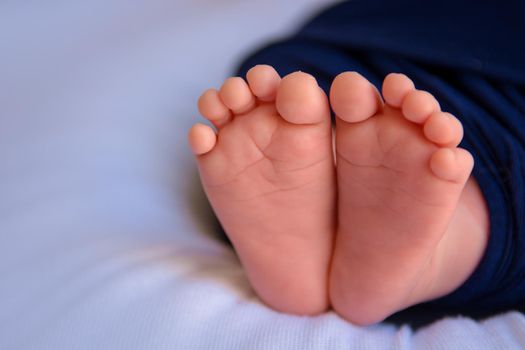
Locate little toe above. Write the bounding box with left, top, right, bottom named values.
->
left=382, top=73, right=415, bottom=108
left=275, top=71, right=329, bottom=124
left=402, top=90, right=441, bottom=124
left=219, top=77, right=257, bottom=114
left=246, top=65, right=281, bottom=102
left=188, top=123, right=217, bottom=155
left=430, top=148, right=474, bottom=183
left=330, top=71, right=382, bottom=123
left=423, top=112, right=464, bottom=147
left=198, top=89, right=232, bottom=128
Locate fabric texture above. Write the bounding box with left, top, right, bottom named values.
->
left=236, top=0, right=525, bottom=324
left=2, top=0, right=525, bottom=349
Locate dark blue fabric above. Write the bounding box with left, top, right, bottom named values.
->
left=235, top=0, right=525, bottom=324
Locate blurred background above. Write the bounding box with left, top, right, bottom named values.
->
left=0, top=1, right=337, bottom=348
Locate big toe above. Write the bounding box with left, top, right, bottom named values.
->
left=275, top=71, right=330, bottom=125
left=330, top=72, right=382, bottom=123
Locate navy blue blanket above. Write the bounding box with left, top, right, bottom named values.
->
left=235, top=0, right=525, bottom=325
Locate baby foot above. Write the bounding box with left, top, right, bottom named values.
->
left=329, top=72, right=474, bottom=325
left=188, top=65, right=335, bottom=315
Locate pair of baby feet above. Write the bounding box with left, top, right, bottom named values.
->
left=188, top=65, right=476, bottom=325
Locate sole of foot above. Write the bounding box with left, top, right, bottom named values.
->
left=329, top=71, right=474, bottom=325
left=189, top=65, right=336, bottom=315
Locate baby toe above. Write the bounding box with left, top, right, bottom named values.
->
left=402, top=90, right=441, bottom=124
left=275, top=71, right=329, bottom=125
left=423, top=112, right=464, bottom=147
left=188, top=123, right=217, bottom=155
left=382, top=73, right=415, bottom=108
left=246, top=65, right=281, bottom=102
left=330, top=71, right=382, bottom=123
left=219, top=77, right=256, bottom=114
left=430, top=148, right=474, bottom=183
left=198, top=89, right=232, bottom=128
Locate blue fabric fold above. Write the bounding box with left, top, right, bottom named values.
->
left=235, top=0, right=525, bottom=323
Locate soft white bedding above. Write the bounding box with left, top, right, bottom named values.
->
left=1, top=0, right=524, bottom=349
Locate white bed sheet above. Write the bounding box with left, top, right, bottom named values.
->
left=1, top=0, right=524, bottom=349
